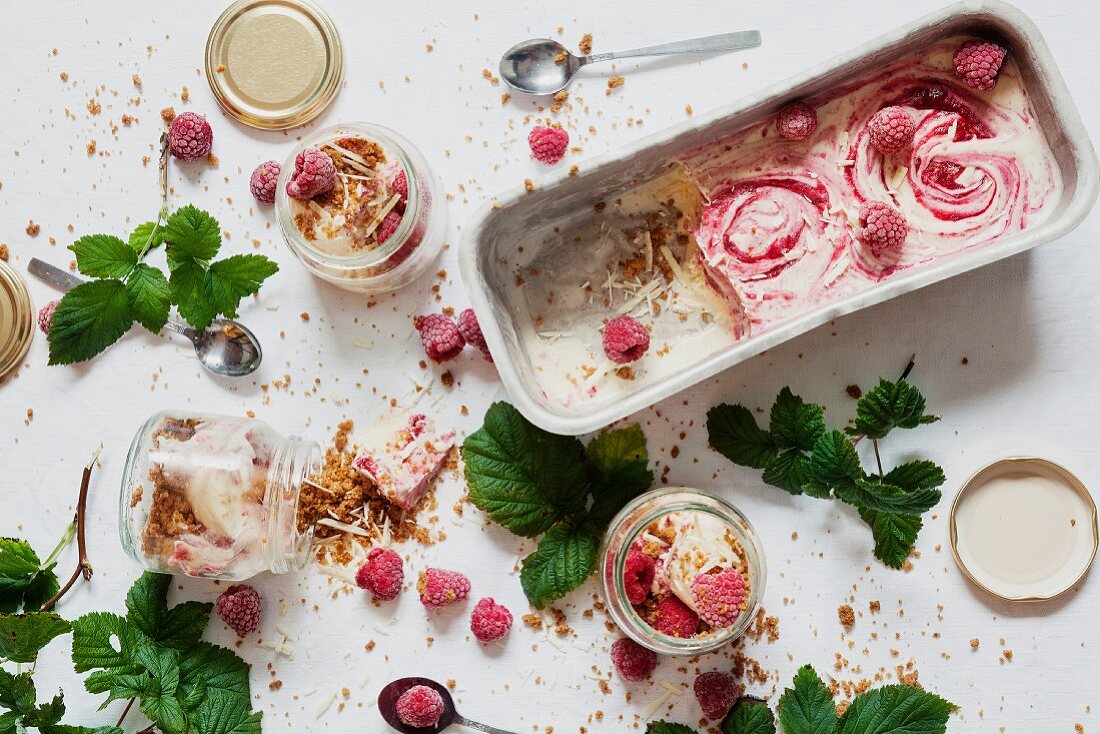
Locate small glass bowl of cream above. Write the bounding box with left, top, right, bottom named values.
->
left=600, top=487, right=766, bottom=655
left=274, top=122, right=447, bottom=292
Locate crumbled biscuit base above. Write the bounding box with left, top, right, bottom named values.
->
left=838, top=604, right=855, bottom=629
left=578, top=33, right=593, bottom=55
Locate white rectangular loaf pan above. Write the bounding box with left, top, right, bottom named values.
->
left=458, top=0, right=1098, bottom=436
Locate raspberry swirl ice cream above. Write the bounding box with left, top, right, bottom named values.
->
left=686, top=36, right=1061, bottom=331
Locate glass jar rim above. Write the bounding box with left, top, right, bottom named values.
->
left=600, top=486, right=768, bottom=655
left=274, top=121, right=419, bottom=267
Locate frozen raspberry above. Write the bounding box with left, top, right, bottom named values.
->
left=652, top=596, right=699, bottom=638
left=623, top=546, right=656, bottom=605
left=414, top=313, right=465, bottom=362
left=528, top=125, right=569, bottom=164
left=249, top=160, right=281, bottom=204
left=395, top=685, right=445, bottom=729
left=167, top=112, right=213, bottom=161
left=953, top=40, right=1008, bottom=91
left=417, top=567, right=471, bottom=608
left=355, top=547, right=404, bottom=602
left=37, top=300, right=58, bottom=335
left=602, top=315, right=649, bottom=364
left=610, top=638, right=657, bottom=682
left=285, top=148, right=336, bottom=200
left=457, top=308, right=492, bottom=362
left=470, top=597, right=513, bottom=642
left=868, top=106, right=915, bottom=155
left=857, top=201, right=908, bottom=256
left=376, top=211, right=402, bottom=243
left=694, top=671, right=741, bottom=720
left=690, top=568, right=745, bottom=629
left=216, top=584, right=261, bottom=637
left=392, top=169, right=409, bottom=209
left=776, top=102, right=817, bottom=141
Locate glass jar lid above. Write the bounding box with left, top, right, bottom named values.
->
left=205, top=0, right=344, bottom=130
left=0, top=259, right=33, bottom=380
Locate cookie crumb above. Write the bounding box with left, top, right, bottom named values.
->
left=838, top=604, right=855, bottom=629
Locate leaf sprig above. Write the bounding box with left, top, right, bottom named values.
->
left=48, top=205, right=278, bottom=365
left=461, top=402, right=654, bottom=608
left=649, top=663, right=954, bottom=734
left=707, top=377, right=942, bottom=569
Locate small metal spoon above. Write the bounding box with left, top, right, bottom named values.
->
left=499, top=30, right=762, bottom=95
left=378, top=677, right=516, bottom=734
left=27, top=258, right=263, bottom=377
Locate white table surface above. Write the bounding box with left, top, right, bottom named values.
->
left=2, top=1, right=1098, bottom=731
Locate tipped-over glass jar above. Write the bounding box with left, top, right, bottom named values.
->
left=120, top=411, right=321, bottom=581
left=600, top=487, right=766, bottom=655
left=274, top=122, right=447, bottom=292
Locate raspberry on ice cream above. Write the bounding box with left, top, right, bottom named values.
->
left=690, top=568, right=745, bottom=629
left=167, top=112, right=213, bottom=161
left=857, top=201, right=908, bottom=256
left=249, top=161, right=281, bottom=204
left=953, top=40, right=1008, bottom=91
left=415, top=313, right=465, bottom=362
left=602, top=315, right=649, bottom=364
left=376, top=211, right=402, bottom=243
left=417, top=567, right=471, bottom=608
left=216, top=584, right=261, bottom=637
left=457, top=309, right=492, bottom=362
left=867, top=106, right=915, bottom=155
left=623, top=545, right=656, bottom=606
left=356, top=547, right=404, bottom=601
left=351, top=410, right=455, bottom=510
left=469, top=597, right=513, bottom=642
left=395, top=685, right=445, bottom=729
left=694, top=671, right=741, bottom=720
left=286, top=148, right=336, bottom=200
left=775, top=102, right=817, bottom=140
left=652, top=596, right=699, bottom=638
left=37, top=300, right=58, bottom=335
left=528, top=125, right=569, bottom=164
left=610, top=638, right=657, bottom=682
left=392, top=169, right=409, bottom=208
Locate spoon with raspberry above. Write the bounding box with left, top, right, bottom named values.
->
left=378, top=677, right=516, bottom=733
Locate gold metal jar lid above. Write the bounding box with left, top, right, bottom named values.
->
left=0, top=259, right=33, bottom=380
left=205, top=0, right=344, bottom=130
left=951, top=457, right=1098, bottom=602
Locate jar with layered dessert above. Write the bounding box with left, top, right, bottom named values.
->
left=119, top=411, right=321, bottom=580
left=600, top=487, right=766, bottom=655
left=274, top=122, right=447, bottom=292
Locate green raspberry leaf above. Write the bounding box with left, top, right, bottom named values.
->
left=882, top=461, right=946, bottom=493
left=723, top=696, right=776, bottom=734
left=164, top=205, right=222, bottom=265
left=837, top=683, right=953, bottom=734
left=762, top=450, right=811, bottom=496
left=69, top=234, right=137, bottom=279
left=125, top=572, right=170, bottom=640
left=0, top=538, right=58, bottom=614
left=519, top=524, right=599, bottom=609
left=836, top=478, right=940, bottom=516
left=859, top=508, right=922, bottom=570
left=177, top=642, right=252, bottom=701
left=0, top=668, right=37, bottom=716
left=585, top=424, right=654, bottom=527
left=47, top=279, right=134, bottom=365
left=777, top=665, right=837, bottom=734
left=70, top=612, right=133, bottom=673
left=170, top=259, right=217, bottom=330
left=158, top=601, right=214, bottom=651
left=646, top=722, right=699, bottom=734
left=203, top=254, right=279, bottom=319
left=43, top=726, right=126, bottom=734
left=770, top=387, right=827, bottom=452
left=193, top=690, right=263, bottom=734
left=0, top=612, right=71, bottom=663
left=807, top=430, right=863, bottom=494
left=707, top=404, right=778, bottom=470
left=125, top=264, right=171, bottom=333
left=129, top=221, right=166, bottom=253
left=23, top=691, right=65, bottom=728
left=463, top=402, right=589, bottom=538
left=846, top=379, right=939, bottom=439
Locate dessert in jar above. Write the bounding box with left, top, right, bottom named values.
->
left=119, top=411, right=321, bottom=580
left=600, top=487, right=766, bottom=654
left=274, top=122, right=447, bottom=292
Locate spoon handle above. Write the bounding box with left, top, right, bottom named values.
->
left=454, top=714, right=519, bottom=734
left=585, top=30, right=761, bottom=64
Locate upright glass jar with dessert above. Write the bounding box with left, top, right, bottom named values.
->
left=119, top=411, right=321, bottom=581
left=600, top=487, right=766, bottom=655
left=274, top=122, right=447, bottom=292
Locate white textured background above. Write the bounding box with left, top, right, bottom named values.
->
left=2, top=0, right=1098, bottom=731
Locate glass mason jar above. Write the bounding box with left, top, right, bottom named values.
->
left=600, top=487, right=767, bottom=655
left=119, top=410, right=321, bottom=581
left=274, top=122, right=447, bottom=292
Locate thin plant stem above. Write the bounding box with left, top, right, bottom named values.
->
left=115, top=697, right=136, bottom=728
left=39, top=445, right=102, bottom=612
left=872, top=439, right=884, bottom=476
